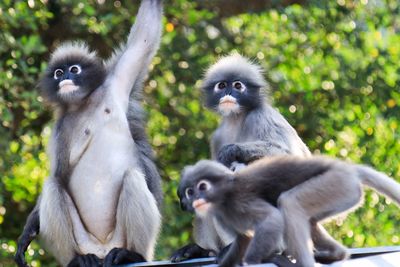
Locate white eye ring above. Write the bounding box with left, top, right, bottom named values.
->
left=197, top=180, right=211, bottom=192
left=69, top=65, right=81, bottom=74
left=214, top=81, right=227, bottom=92
left=54, top=69, right=64, bottom=79
left=185, top=188, right=194, bottom=199
left=233, top=81, right=246, bottom=92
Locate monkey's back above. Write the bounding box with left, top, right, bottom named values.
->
left=235, top=156, right=335, bottom=206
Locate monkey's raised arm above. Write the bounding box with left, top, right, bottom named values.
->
left=106, top=0, right=162, bottom=107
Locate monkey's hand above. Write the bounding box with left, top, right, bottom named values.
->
left=230, top=161, right=247, bottom=171
left=217, top=143, right=245, bottom=167
left=170, top=243, right=216, bottom=262
left=14, top=248, right=28, bottom=267
left=15, top=208, right=40, bottom=267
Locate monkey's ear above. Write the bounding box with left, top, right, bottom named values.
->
left=179, top=199, right=193, bottom=212
left=180, top=201, right=186, bottom=211
left=176, top=187, right=189, bottom=211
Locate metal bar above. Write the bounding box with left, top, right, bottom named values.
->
left=119, top=257, right=216, bottom=267
left=118, top=246, right=400, bottom=267
left=348, top=246, right=400, bottom=259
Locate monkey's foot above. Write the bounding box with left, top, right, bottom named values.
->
left=67, top=254, right=102, bottom=267
left=216, top=244, right=231, bottom=262
left=104, top=247, right=145, bottom=267
left=314, top=249, right=349, bottom=264
left=170, top=243, right=216, bottom=262
left=266, top=254, right=300, bottom=267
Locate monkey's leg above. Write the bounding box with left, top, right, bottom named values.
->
left=39, top=180, right=79, bottom=266
left=278, top=170, right=362, bottom=267
left=243, top=204, right=284, bottom=264
left=15, top=207, right=40, bottom=267
left=108, top=169, right=160, bottom=265
left=218, top=234, right=251, bottom=267
left=311, top=222, right=349, bottom=263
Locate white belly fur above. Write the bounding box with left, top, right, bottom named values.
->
left=68, top=100, right=142, bottom=251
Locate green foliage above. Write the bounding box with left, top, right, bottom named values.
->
left=1, top=0, right=399, bottom=265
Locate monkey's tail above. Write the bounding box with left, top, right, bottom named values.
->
left=357, top=165, right=400, bottom=206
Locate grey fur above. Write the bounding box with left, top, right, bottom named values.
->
left=178, top=156, right=400, bottom=266
left=211, top=94, right=311, bottom=165
left=178, top=55, right=312, bottom=261
left=202, top=55, right=310, bottom=163
left=16, top=1, right=163, bottom=266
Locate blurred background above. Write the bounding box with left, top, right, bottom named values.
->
left=1, top=0, right=399, bottom=266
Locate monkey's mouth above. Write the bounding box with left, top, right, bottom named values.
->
left=218, top=96, right=240, bottom=115
left=219, top=95, right=237, bottom=106
left=193, top=199, right=211, bottom=216
left=219, top=101, right=236, bottom=108
left=59, top=79, right=79, bottom=94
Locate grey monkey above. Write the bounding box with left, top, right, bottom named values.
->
left=178, top=156, right=400, bottom=267
left=204, top=54, right=310, bottom=167
left=172, top=55, right=346, bottom=263
left=14, top=1, right=163, bottom=266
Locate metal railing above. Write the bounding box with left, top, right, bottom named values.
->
left=119, top=246, right=400, bottom=267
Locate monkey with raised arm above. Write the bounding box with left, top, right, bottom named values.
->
left=172, top=55, right=346, bottom=264
left=14, top=1, right=163, bottom=266
left=178, top=156, right=400, bottom=267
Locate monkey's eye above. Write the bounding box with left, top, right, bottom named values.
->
left=215, top=82, right=227, bottom=91
left=197, top=180, right=211, bottom=192
left=54, top=69, right=64, bottom=79
left=233, top=81, right=245, bottom=91
left=185, top=188, right=194, bottom=199
left=69, top=65, right=82, bottom=74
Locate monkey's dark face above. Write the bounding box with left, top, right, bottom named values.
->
left=180, top=179, right=217, bottom=217
left=202, top=74, right=263, bottom=116
left=178, top=160, right=233, bottom=217
left=40, top=55, right=106, bottom=105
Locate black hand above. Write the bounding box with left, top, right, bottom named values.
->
left=14, top=249, right=28, bottom=267
left=171, top=243, right=216, bottom=262
left=15, top=208, right=40, bottom=267
left=217, top=144, right=243, bottom=167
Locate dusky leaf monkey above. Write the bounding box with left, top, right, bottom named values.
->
left=172, top=55, right=346, bottom=264
left=14, top=1, right=163, bottom=266
left=178, top=156, right=400, bottom=267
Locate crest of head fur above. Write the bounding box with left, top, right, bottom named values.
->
left=49, top=42, right=99, bottom=65
left=204, top=53, right=267, bottom=90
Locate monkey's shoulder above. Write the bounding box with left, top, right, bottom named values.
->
left=244, top=106, right=294, bottom=133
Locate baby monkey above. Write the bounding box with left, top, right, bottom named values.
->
left=178, top=156, right=400, bottom=267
